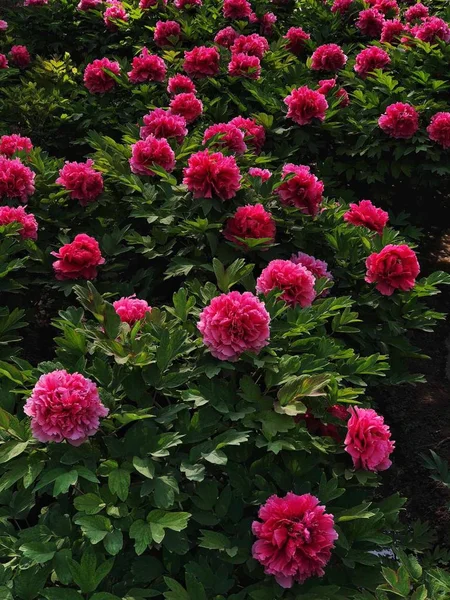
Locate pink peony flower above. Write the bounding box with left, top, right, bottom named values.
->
left=214, top=26, right=238, bottom=48
left=284, top=27, right=310, bottom=55
left=414, top=16, right=450, bottom=42
left=249, top=167, right=272, bottom=181
left=56, top=159, right=104, bottom=206
left=167, top=74, right=196, bottom=95
left=103, top=0, right=128, bottom=29
left=316, top=78, right=350, bottom=107
left=354, top=46, right=390, bottom=77
left=0, top=54, right=8, bottom=69
left=0, top=134, right=33, bottom=157
left=373, top=0, right=398, bottom=17
left=284, top=86, right=328, bottom=126
left=343, top=199, right=389, bottom=235
left=0, top=205, right=38, bottom=240
left=198, top=291, right=270, bottom=361
left=84, top=58, right=121, bottom=94
left=228, top=53, right=261, bottom=79
left=276, top=164, right=324, bottom=216
left=257, top=259, right=316, bottom=307
left=52, top=234, right=105, bottom=280
left=77, top=0, right=102, bottom=9
left=24, top=370, right=109, bottom=445
left=310, top=43, right=347, bottom=71
left=405, top=2, right=428, bottom=23
left=378, top=102, right=419, bottom=138
left=300, top=404, right=349, bottom=442
left=291, top=251, right=333, bottom=294
left=365, top=244, right=420, bottom=295
left=380, top=19, right=405, bottom=42
left=140, top=0, right=167, bottom=8
left=259, top=11, right=277, bottom=36
left=183, top=46, right=220, bottom=78
left=356, top=8, right=385, bottom=37
left=174, top=0, right=202, bottom=9
left=130, top=135, right=176, bottom=176
left=9, top=45, right=30, bottom=69
left=140, top=109, right=187, bottom=144
left=154, top=20, right=181, bottom=47
left=427, top=112, right=450, bottom=149
left=252, top=492, right=338, bottom=588
left=229, top=116, right=265, bottom=153
left=128, top=48, right=166, bottom=83
left=223, top=0, right=252, bottom=19
left=169, top=92, right=203, bottom=123
left=0, top=20, right=8, bottom=30
left=231, top=33, right=269, bottom=58
left=331, top=0, right=353, bottom=14
left=113, top=295, right=152, bottom=324
left=223, top=203, right=275, bottom=248
left=345, top=407, right=395, bottom=471
left=183, top=149, right=241, bottom=200
left=203, top=123, right=246, bottom=154
left=0, top=157, right=35, bottom=202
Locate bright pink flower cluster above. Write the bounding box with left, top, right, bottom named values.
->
left=0, top=157, right=35, bottom=202
left=229, top=116, right=265, bottom=153
left=291, top=251, right=333, bottom=293
left=84, top=58, right=121, bottom=94
left=257, top=259, right=316, bottom=307
left=203, top=123, right=246, bottom=154
left=331, top=0, right=353, bottom=14
left=317, top=78, right=349, bottom=107
left=249, top=167, right=271, bottom=181
left=223, top=204, right=276, bottom=248
left=103, top=0, right=128, bottom=29
left=183, top=46, right=220, bottom=78
left=140, top=109, right=187, bottom=144
left=354, top=46, right=390, bottom=78
left=0, top=206, right=38, bottom=240
left=414, top=16, right=450, bottom=43
left=223, top=0, right=252, bottom=19
left=215, top=26, right=238, bottom=48
left=345, top=407, right=395, bottom=471
left=228, top=53, right=261, bottom=79
left=128, top=48, right=166, bottom=83
left=169, top=92, right=203, bottom=123
left=380, top=19, right=405, bottom=43
left=56, top=159, right=104, bottom=206
left=52, top=234, right=105, bottom=280
left=277, top=164, right=324, bottom=216
left=405, top=2, right=428, bottom=23
left=167, top=74, right=196, bottom=95
left=378, top=102, right=419, bottom=139
left=183, top=149, right=241, bottom=200
left=284, top=86, right=328, bottom=126
left=356, top=8, right=385, bottom=37
left=284, top=27, right=310, bottom=55
left=344, top=199, right=389, bottom=235
left=130, top=135, right=176, bottom=176
left=231, top=33, right=269, bottom=58
left=365, top=244, right=420, bottom=295
left=371, top=0, right=398, bottom=17
left=310, top=43, right=347, bottom=71
left=113, top=295, right=152, bottom=324
left=154, top=20, right=181, bottom=47
left=427, top=112, right=450, bottom=149
left=9, top=45, right=30, bottom=68
left=0, top=134, right=33, bottom=157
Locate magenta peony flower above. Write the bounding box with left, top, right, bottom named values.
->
left=113, top=295, right=152, bottom=324
left=0, top=54, right=8, bottom=69
left=84, top=58, right=121, bottom=94
left=300, top=404, right=349, bottom=442
left=183, top=46, right=220, bottom=78
left=354, top=46, right=390, bottom=77
left=405, top=2, right=428, bottom=23
left=0, top=206, right=38, bottom=240
left=252, top=492, right=338, bottom=588
left=174, top=0, right=202, bottom=9
left=9, top=45, right=30, bottom=69
left=0, top=134, right=33, bottom=157
left=316, top=78, right=350, bottom=107
left=310, top=43, right=347, bottom=71
left=0, top=157, right=35, bottom=202
left=343, top=199, right=389, bottom=235
left=223, top=203, right=275, bottom=248
left=128, top=48, right=166, bottom=83
left=345, top=407, right=395, bottom=471
left=365, top=244, right=420, bottom=295
left=378, top=102, right=419, bottom=139
left=427, top=112, right=450, bottom=148
left=259, top=11, right=277, bottom=36
left=284, top=27, right=310, bottom=55
left=229, top=116, right=265, bottom=153
left=276, top=163, right=324, bottom=216
left=103, top=0, right=128, bottom=29
left=167, top=74, right=196, bottom=95
left=214, top=26, right=238, bottom=48
left=183, top=149, right=241, bottom=200
left=380, top=19, right=405, bottom=42
left=169, top=92, right=203, bottom=123
left=198, top=291, right=270, bottom=361
left=56, top=159, right=104, bottom=206
left=77, top=0, right=102, bottom=10
left=154, top=20, right=181, bottom=47
left=203, top=123, right=246, bottom=154
left=373, top=0, right=398, bottom=17
left=24, top=370, right=109, bottom=445
left=284, top=86, right=328, bottom=126
left=356, top=8, right=385, bottom=37
left=130, top=135, right=176, bottom=176
left=140, top=0, right=167, bottom=8
left=291, top=251, right=333, bottom=294
left=140, top=109, right=187, bottom=144
left=414, top=16, right=450, bottom=42
left=231, top=33, right=269, bottom=59
left=331, top=0, right=353, bottom=14
left=0, top=20, right=8, bottom=30
left=256, top=259, right=316, bottom=307
left=228, top=53, right=261, bottom=79
left=52, top=234, right=105, bottom=280
left=223, top=0, right=252, bottom=19
left=249, top=167, right=271, bottom=181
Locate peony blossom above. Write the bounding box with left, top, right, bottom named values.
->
left=345, top=407, right=395, bottom=471
left=231, top=33, right=269, bottom=59
left=256, top=259, right=316, bottom=307
left=183, top=149, right=241, bottom=200
left=0, top=20, right=8, bottom=30
left=198, top=291, right=270, bottom=361
left=223, top=0, right=252, bottom=19
left=404, top=2, right=428, bottom=23
left=414, top=16, right=450, bottom=43
left=154, top=20, right=181, bottom=47
left=310, top=43, right=347, bottom=71
left=130, top=135, right=175, bottom=176
left=0, top=157, right=35, bottom=202
left=84, top=58, right=121, bottom=94
left=223, top=204, right=276, bottom=248
left=300, top=404, right=349, bottom=442
left=317, top=78, right=349, bottom=107
left=284, top=27, right=310, bottom=55
left=291, top=251, right=333, bottom=294
left=252, top=493, right=338, bottom=588
left=229, top=116, right=265, bottom=153
left=0, top=134, right=33, bottom=157
left=365, top=244, right=420, bottom=295
left=174, top=0, right=202, bottom=9
left=103, top=0, right=129, bottom=29
left=356, top=9, right=385, bottom=37
left=228, top=53, right=261, bottom=79
left=56, top=159, right=104, bottom=206
left=380, top=19, right=406, bottom=43
left=258, top=12, right=277, bottom=36
left=128, top=48, right=166, bottom=83
left=113, top=295, right=152, bottom=324
left=372, top=0, right=398, bottom=17
left=427, top=112, right=450, bottom=149
left=167, top=74, right=196, bottom=95
left=9, top=45, right=31, bottom=69
left=0, top=54, right=8, bottom=69
left=214, top=26, right=238, bottom=48
left=52, top=234, right=105, bottom=280
left=183, top=46, right=220, bottom=78
left=169, top=92, right=203, bottom=123
left=276, top=163, right=324, bottom=216
left=0, top=205, right=38, bottom=240
left=78, top=0, right=102, bottom=10
left=140, top=109, right=187, bottom=144
left=284, top=86, right=328, bottom=126
left=378, top=102, right=419, bottom=139
left=343, top=199, right=389, bottom=235
left=248, top=167, right=271, bottom=181
left=24, top=370, right=108, bottom=445
left=354, top=46, right=390, bottom=78
left=331, top=0, right=353, bottom=14
left=203, top=123, right=246, bottom=154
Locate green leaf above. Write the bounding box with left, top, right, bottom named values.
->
left=43, top=590, right=82, bottom=600
left=147, top=510, right=191, bottom=531
left=0, top=587, right=13, bottom=600
left=91, top=594, right=122, bottom=600
left=130, top=520, right=153, bottom=555
left=163, top=577, right=190, bottom=600
left=53, top=470, right=78, bottom=496
left=133, top=456, right=155, bottom=479
left=153, top=476, right=178, bottom=508
left=198, top=530, right=232, bottom=551
left=180, top=461, right=205, bottom=482
left=74, top=515, right=112, bottom=544
left=108, top=468, right=130, bottom=501
left=73, top=493, right=106, bottom=515
left=0, top=441, right=28, bottom=464
left=19, top=541, right=56, bottom=563
left=103, top=529, right=123, bottom=556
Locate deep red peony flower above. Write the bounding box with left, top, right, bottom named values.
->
left=52, top=234, right=105, bottom=280
left=252, top=493, right=338, bottom=588
left=103, top=0, right=128, bottom=29
left=331, top=0, right=353, bottom=14
left=228, top=53, right=261, bottom=79
left=56, top=159, right=104, bottom=206
left=0, top=157, right=35, bottom=202
left=276, top=163, right=324, bottom=216
left=84, top=58, right=121, bottom=94
left=356, top=8, right=385, bottom=37
left=345, top=407, right=395, bottom=471
left=284, top=27, right=310, bottom=55
left=140, top=109, right=187, bottom=144
left=365, top=244, right=420, bottom=295
left=0, top=134, right=33, bottom=157
left=214, top=26, right=238, bottom=48
left=203, top=123, right=246, bottom=154
left=113, top=295, right=152, bottom=324
left=248, top=167, right=272, bottom=181
left=378, top=102, right=419, bottom=139
left=256, top=259, right=316, bottom=307
left=0, top=205, right=38, bottom=240
left=231, top=33, right=269, bottom=59
left=167, top=74, right=196, bottom=95
left=284, top=86, right=328, bottom=125
left=427, top=112, right=450, bottom=149
left=380, top=19, right=405, bottom=43
left=169, top=92, right=203, bottom=123
left=183, top=149, right=241, bottom=200
left=354, top=46, right=390, bottom=78
left=404, top=2, right=428, bottom=23
left=310, top=43, right=347, bottom=71
left=229, top=116, right=265, bottom=153
left=343, top=199, right=389, bottom=235
left=154, top=20, right=181, bottom=47
left=414, top=16, right=450, bottom=43
left=223, top=0, right=252, bottom=19
left=183, top=46, right=220, bottom=78
left=130, top=135, right=175, bottom=176
left=0, top=54, right=8, bottom=69
left=9, top=45, right=31, bottom=68
left=223, top=204, right=275, bottom=248
left=128, top=48, right=166, bottom=83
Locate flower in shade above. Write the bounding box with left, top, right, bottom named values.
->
left=223, top=0, right=252, bottom=19
left=113, top=295, right=152, bottom=325
left=365, top=244, right=420, bottom=295
left=229, top=116, right=265, bottom=153
left=0, top=157, right=35, bottom=202
left=228, top=53, right=261, bottom=79
left=310, top=43, right=347, bottom=71
left=84, top=58, right=121, bottom=94
left=52, top=234, right=105, bottom=280
left=24, top=370, right=108, bottom=446
left=345, top=407, right=395, bottom=471
left=24, top=0, right=48, bottom=5
left=0, top=54, right=8, bottom=69
left=258, top=11, right=277, bottom=36
left=356, top=9, right=385, bottom=37
left=154, top=20, right=181, bottom=47
left=0, top=134, right=33, bottom=157
left=183, top=46, right=220, bottom=78
left=0, top=20, right=8, bottom=30
left=276, top=164, right=324, bottom=216
left=128, top=48, right=166, bottom=83
left=9, top=45, right=31, bottom=68
left=249, top=167, right=271, bottom=181
left=223, top=204, right=275, bottom=249
left=405, top=2, right=428, bottom=23
left=198, top=291, right=270, bottom=361
left=231, top=33, right=269, bottom=59
left=169, top=92, right=203, bottom=123
left=380, top=19, right=405, bottom=43
left=291, top=251, right=333, bottom=295
left=284, top=26, right=310, bottom=55
left=103, top=0, right=128, bottom=29
left=414, top=16, right=450, bottom=42
left=203, top=123, right=246, bottom=154
left=77, top=0, right=102, bottom=8
left=300, top=404, right=349, bottom=442
left=354, top=46, right=390, bottom=78
left=427, top=112, right=450, bottom=149
left=214, top=26, right=238, bottom=48
left=174, top=0, right=202, bottom=9
left=140, top=0, right=167, bottom=8
left=343, top=199, right=388, bottom=235
left=331, top=0, right=353, bottom=14
left=140, top=109, right=187, bottom=144
left=284, top=86, right=328, bottom=126
left=130, top=135, right=175, bottom=176
left=257, top=259, right=316, bottom=307
left=378, top=102, right=419, bottom=139
left=0, top=206, right=38, bottom=240
left=56, top=159, right=104, bottom=206
left=252, top=492, right=338, bottom=588
left=317, top=78, right=349, bottom=107
left=183, top=149, right=241, bottom=200
left=167, top=74, right=196, bottom=95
